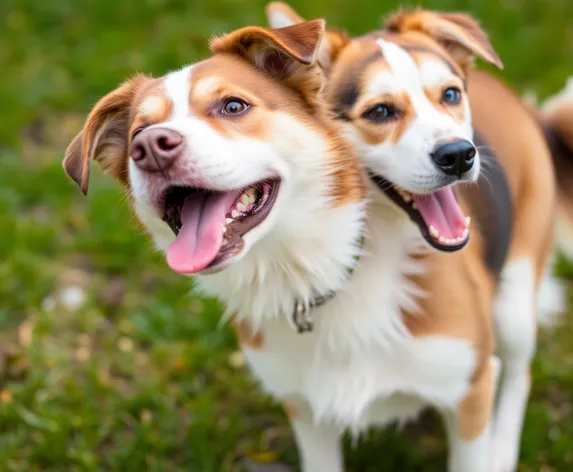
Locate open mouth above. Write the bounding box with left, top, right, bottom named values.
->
left=370, top=173, right=470, bottom=252
left=161, top=179, right=280, bottom=274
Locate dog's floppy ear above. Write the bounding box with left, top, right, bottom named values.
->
left=386, top=9, right=503, bottom=71
left=63, top=74, right=150, bottom=195
left=265, top=2, right=349, bottom=71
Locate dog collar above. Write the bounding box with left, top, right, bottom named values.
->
left=289, top=234, right=365, bottom=334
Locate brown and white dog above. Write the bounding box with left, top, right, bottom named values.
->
left=62, top=18, right=370, bottom=327
left=62, top=10, right=573, bottom=472
left=264, top=3, right=573, bottom=472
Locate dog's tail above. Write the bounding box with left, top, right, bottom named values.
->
left=533, top=79, right=573, bottom=326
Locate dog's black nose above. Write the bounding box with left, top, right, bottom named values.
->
left=431, top=140, right=476, bottom=177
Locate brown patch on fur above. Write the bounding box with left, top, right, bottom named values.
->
left=385, top=9, right=503, bottom=72
left=356, top=120, right=393, bottom=146
left=326, top=38, right=383, bottom=119
left=323, top=30, right=351, bottom=66
left=404, top=226, right=496, bottom=380
left=390, top=93, right=416, bottom=144
left=325, top=127, right=367, bottom=207
left=63, top=74, right=153, bottom=194
left=234, top=318, right=264, bottom=350
left=457, top=357, right=496, bottom=440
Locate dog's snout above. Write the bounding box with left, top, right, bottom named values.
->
left=430, top=140, right=476, bottom=177
left=131, top=128, right=184, bottom=172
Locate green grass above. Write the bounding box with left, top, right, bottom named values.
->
left=1, top=0, right=573, bottom=470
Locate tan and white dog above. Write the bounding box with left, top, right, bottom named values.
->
left=263, top=3, right=573, bottom=472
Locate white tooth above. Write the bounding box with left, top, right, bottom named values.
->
left=465, top=216, right=471, bottom=227
left=226, top=218, right=234, bottom=224
left=231, top=210, right=240, bottom=218
left=412, top=203, right=417, bottom=210
left=429, top=225, right=439, bottom=238
left=240, top=194, right=250, bottom=205
left=248, top=195, right=256, bottom=204
left=403, top=195, right=412, bottom=203
left=462, top=228, right=469, bottom=238
left=439, top=236, right=446, bottom=243
left=237, top=202, right=246, bottom=212
left=222, top=226, right=227, bottom=233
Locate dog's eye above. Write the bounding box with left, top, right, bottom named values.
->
left=221, top=98, right=250, bottom=116
left=362, top=104, right=396, bottom=122
left=442, top=87, right=462, bottom=105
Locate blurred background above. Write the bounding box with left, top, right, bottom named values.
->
left=2, top=0, right=573, bottom=470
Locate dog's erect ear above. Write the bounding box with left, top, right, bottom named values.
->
left=265, top=2, right=349, bottom=71
left=63, top=74, right=150, bottom=195
left=386, top=9, right=503, bottom=71
left=211, top=20, right=325, bottom=70
left=211, top=20, right=327, bottom=106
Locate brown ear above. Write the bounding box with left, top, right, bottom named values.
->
left=211, top=20, right=326, bottom=107
left=385, top=9, right=503, bottom=71
left=265, top=2, right=349, bottom=70
left=211, top=20, right=326, bottom=70
left=63, top=74, right=150, bottom=195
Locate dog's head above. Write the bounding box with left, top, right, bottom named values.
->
left=64, top=20, right=365, bottom=277
left=267, top=4, right=503, bottom=252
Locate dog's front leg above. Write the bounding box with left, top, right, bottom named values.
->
left=283, top=400, right=344, bottom=472
left=442, top=357, right=501, bottom=472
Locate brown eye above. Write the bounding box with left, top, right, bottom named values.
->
left=362, top=104, right=397, bottom=122
left=221, top=98, right=250, bottom=116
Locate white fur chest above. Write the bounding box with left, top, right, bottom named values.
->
left=242, top=205, right=477, bottom=432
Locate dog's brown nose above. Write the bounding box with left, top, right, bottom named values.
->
left=131, top=128, right=184, bottom=172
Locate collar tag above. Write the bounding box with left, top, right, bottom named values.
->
left=289, top=234, right=365, bottom=334
left=291, top=301, right=314, bottom=334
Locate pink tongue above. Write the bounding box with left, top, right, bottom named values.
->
left=166, top=190, right=242, bottom=274
left=412, top=187, right=466, bottom=239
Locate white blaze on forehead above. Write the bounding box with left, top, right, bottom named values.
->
left=365, top=70, right=401, bottom=97
left=163, top=64, right=194, bottom=119
left=376, top=39, right=423, bottom=93
left=419, top=58, right=458, bottom=88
